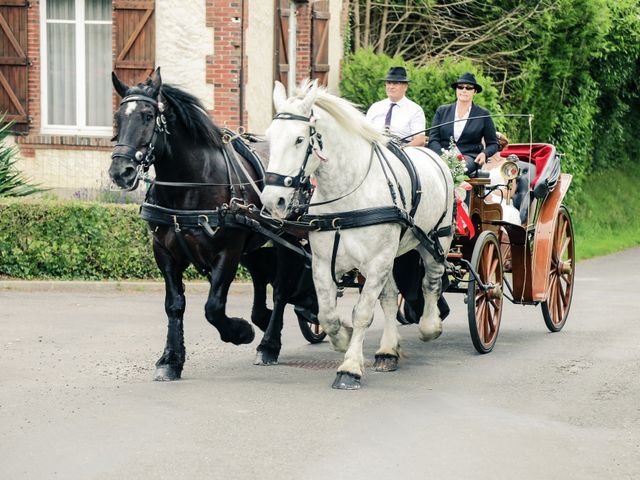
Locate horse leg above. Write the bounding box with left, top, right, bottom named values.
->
left=254, top=244, right=304, bottom=366
left=240, top=247, right=275, bottom=332
left=313, top=261, right=352, bottom=353
left=417, top=246, right=447, bottom=342
left=154, top=247, right=188, bottom=381
left=333, top=261, right=393, bottom=390
left=253, top=296, right=286, bottom=365
left=205, top=248, right=255, bottom=345
left=373, top=273, right=402, bottom=372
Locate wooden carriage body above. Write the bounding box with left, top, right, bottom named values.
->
left=447, top=143, right=575, bottom=353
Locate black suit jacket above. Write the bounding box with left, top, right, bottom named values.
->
left=427, top=103, right=498, bottom=159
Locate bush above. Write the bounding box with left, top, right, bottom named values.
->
left=340, top=49, right=507, bottom=136
left=0, top=200, right=159, bottom=279
left=0, top=119, right=45, bottom=197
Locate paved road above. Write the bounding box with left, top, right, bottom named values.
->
left=1, top=248, right=639, bottom=480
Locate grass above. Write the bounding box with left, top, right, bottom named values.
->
left=571, top=162, right=640, bottom=261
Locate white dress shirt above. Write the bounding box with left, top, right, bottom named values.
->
left=366, top=96, right=426, bottom=141
left=453, top=101, right=472, bottom=141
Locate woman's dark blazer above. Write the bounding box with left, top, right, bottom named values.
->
left=427, top=102, right=498, bottom=159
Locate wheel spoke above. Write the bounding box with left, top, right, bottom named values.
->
left=559, top=236, right=570, bottom=261
left=489, top=257, right=499, bottom=281
left=477, top=299, right=487, bottom=339
left=483, top=303, right=493, bottom=343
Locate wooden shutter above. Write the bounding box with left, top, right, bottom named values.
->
left=311, top=1, right=330, bottom=87
left=0, top=0, right=29, bottom=134
left=275, top=0, right=290, bottom=91
left=113, top=0, right=155, bottom=86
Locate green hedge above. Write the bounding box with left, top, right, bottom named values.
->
left=0, top=200, right=160, bottom=280
left=340, top=49, right=506, bottom=131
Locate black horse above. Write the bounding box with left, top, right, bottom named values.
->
left=109, top=68, right=317, bottom=380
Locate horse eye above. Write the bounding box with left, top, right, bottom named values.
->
left=143, top=112, right=154, bottom=122
left=295, top=136, right=305, bottom=145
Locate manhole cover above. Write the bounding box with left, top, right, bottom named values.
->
left=280, top=360, right=372, bottom=370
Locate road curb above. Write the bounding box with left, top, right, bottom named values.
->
left=0, top=279, right=255, bottom=294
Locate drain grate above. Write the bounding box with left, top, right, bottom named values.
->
left=280, top=359, right=372, bottom=370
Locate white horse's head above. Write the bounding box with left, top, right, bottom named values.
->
left=262, top=80, right=322, bottom=219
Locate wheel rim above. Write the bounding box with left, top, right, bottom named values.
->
left=469, top=232, right=503, bottom=352
left=545, top=208, right=575, bottom=328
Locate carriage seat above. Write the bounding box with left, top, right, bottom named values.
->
left=500, top=143, right=560, bottom=197
left=500, top=143, right=561, bottom=224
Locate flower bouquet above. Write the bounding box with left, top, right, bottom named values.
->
left=440, top=139, right=470, bottom=200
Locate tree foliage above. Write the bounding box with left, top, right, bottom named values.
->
left=344, top=0, right=640, bottom=188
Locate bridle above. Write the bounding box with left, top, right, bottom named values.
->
left=264, top=110, right=375, bottom=216
left=111, top=92, right=170, bottom=189
left=264, top=112, right=324, bottom=190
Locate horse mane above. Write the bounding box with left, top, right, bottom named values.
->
left=296, top=80, right=386, bottom=145
left=158, top=84, right=225, bottom=148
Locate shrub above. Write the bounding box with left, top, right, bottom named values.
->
left=0, top=118, right=45, bottom=198
left=0, top=200, right=159, bottom=279
left=340, top=49, right=508, bottom=136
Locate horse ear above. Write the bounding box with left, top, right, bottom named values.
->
left=148, top=67, right=162, bottom=96
left=299, top=79, right=318, bottom=115
left=273, top=81, right=287, bottom=112
left=112, top=72, right=129, bottom=98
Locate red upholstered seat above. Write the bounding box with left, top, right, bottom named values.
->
left=500, top=143, right=554, bottom=187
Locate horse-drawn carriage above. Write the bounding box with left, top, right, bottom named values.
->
left=442, top=143, right=575, bottom=353
left=109, top=69, right=574, bottom=389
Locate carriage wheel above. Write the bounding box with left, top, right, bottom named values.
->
left=542, top=206, right=575, bottom=332
left=467, top=231, right=504, bottom=354
left=294, top=307, right=327, bottom=344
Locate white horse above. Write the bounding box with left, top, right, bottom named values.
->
left=261, top=81, right=455, bottom=389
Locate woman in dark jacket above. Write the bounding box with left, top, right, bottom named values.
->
left=427, top=72, right=498, bottom=176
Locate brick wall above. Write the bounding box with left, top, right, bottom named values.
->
left=208, top=0, right=247, bottom=130
left=295, top=2, right=311, bottom=84
left=24, top=0, right=41, bottom=150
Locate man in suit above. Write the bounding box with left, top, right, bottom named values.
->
left=366, top=66, right=426, bottom=147
left=427, top=72, right=498, bottom=176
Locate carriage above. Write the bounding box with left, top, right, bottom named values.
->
left=109, top=70, right=574, bottom=388
left=440, top=142, right=575, bottom=353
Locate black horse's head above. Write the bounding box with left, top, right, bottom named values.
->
left=110, top=67, right=166, bottom=190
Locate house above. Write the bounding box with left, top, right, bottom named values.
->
left=0, top=0, right=346, bottom=196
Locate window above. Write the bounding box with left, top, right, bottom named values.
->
left=41, top=0, right=112, bottom=135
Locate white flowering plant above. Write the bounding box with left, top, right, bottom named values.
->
left=440, top=139, right=470, bottom=199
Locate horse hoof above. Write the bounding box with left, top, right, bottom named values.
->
left=373, top=354, right=398, bottom=372
left=221, top=318, right=255, bottom=345
left=331, top=371, right=361, bottom=390
left=154, top=365, right=182, bottom=381
left=253, top=350, right=279, bottom=366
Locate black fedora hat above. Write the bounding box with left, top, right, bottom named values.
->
left=451, top=72, right=483, bottom=93
left=382, top=66, right=410, bottom=83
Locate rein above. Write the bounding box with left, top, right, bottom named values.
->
left=266, top=111, right=377, bottom=214
left=261, top=109, right=454, bottom=284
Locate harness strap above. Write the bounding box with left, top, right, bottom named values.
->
left=331, top=229, right=342, bottom=285
left=140, top=202, right=312, bottom=263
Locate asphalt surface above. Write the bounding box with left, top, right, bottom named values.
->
left=1, top=248, right=639, bottom=480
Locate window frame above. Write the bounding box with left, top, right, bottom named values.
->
left=40, top=0, right=112, bottom=136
